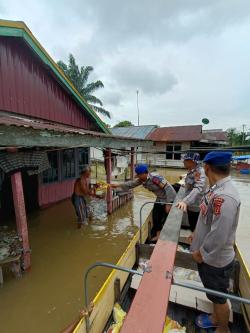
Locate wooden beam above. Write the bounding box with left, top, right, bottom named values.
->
left=11, top=172, right=31, bottom=269
left=121, top=188, right=185, bottom=333
left=0, top=125, right=152, bottom=149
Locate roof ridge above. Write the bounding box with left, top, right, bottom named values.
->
left=156, top=124, right=202, bottom=129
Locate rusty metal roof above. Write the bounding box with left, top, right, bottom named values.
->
left=147, top=125, right=202, bottom=142
left=0, top=112, right=153, bottom=149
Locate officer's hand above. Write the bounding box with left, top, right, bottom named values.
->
left=110, top=184, right=119, bottom=188
left=187, top=232, right=194, bottom=244
left=165, top=204, right=172, bottom=214
left=192, top=250, right=203, bottom=264
left=176, top=201, right=187, bottom=212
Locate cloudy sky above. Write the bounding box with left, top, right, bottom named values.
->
left=1, top=0, right=250, bottom=131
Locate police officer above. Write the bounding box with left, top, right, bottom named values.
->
left=112, top=164, right=176, bottom=241
left=190, top=152, right=241, bottom=333
left=176, top=152, right=206, bottom=231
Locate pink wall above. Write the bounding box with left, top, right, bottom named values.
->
left=38, top=179, right=75, bottom=207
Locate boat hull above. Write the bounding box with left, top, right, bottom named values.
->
left=67, top=219, right=250, bottom=333
left=70, top=212, right=152, bottom=333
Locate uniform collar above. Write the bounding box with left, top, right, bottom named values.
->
left=210, top=176, right=231, bottom=191
left=215, top=176, right=231, bottom=187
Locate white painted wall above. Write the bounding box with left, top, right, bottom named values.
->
left=90, top=147, right=104, bottom=161
left=139, top=141, right=192, bottom=168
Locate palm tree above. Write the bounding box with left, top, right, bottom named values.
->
left=57, top=54, right=111, bottom=118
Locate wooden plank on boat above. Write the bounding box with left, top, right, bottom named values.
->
left=121, top=188, right=185, bottom=333
left=72, top=213, right=151, bottom=333
left=236, top=245, right=250, bottom=332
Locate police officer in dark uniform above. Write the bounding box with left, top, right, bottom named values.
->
left=112, top=164, right=176, bottom=241
left=191, top=152, right=241, bottom=333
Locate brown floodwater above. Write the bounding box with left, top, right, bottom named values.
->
left=0, top=168, right=249, bottom=333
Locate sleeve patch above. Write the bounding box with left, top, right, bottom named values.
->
left=152, top=176, right=167, bottom=188
left=213, top=197, right=224, bottom=216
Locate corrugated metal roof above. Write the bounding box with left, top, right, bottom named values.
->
left=201, top=130, right=228, bottom=142
left=0, top=19, right=109, bottom=134
left=0, top=38, right=97, bottom=131
left=148, top=125, right=202, bottom=142
left=111, top=125, right=157, bottom=139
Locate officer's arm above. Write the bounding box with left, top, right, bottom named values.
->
left=199, top=195, right=239, bottom=265
left=119, top=179, right=141, bottom=191
left=164, top=184, right=176, bottom=203
left=182, top=169, right=206, bottom=206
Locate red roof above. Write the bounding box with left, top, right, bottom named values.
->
left=147, top=125, right=202, bottom=142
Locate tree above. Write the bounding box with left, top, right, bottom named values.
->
left=227, top=128, right=238, bottom=146
left=57, top=54, right=110, bottom=118
left=114, top=120, right=134, bottom=128
left=227, top=128, right=250, bottom=146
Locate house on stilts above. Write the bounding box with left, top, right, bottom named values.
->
left=0, top=20, right=152, bottom=270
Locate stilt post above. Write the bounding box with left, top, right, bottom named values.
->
left=11, top=172, right=31, bottom=269
left=106, top=148, right=112, bottom=214
left=130, top=147, right=135, bottom=179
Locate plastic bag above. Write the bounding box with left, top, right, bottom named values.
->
left=107, top=303, right=126, bottom=333
left=113, top=303, right=126, bottom=323
left=163, top=316, right=186, bottom=333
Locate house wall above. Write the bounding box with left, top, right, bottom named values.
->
left=39, top=179, right=74, bottom=207
left=0, top=37, right=99, bottom=131
left=38, top=147, right=89, bottom=207
left=140, top=141, right=191, bottom=168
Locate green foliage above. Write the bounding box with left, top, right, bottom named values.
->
left=57, top=54, right=110, bottom=118
left=114, top=120, right=134, bottom=128
left=227, top=128, right=250, bottom=146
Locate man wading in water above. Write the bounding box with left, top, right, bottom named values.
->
left=111, top=164, right=176, bottom=241
left=71, top=165, right=94, bottom=229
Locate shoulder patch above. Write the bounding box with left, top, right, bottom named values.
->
left=213, top=197, right=224, bottom=216
left=152, top=175, right=167, bottom=188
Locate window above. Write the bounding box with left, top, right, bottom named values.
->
left=62, top=149, right=76, bottom=179
left=78, top=148, right=89, bottom=173
left=42, top=151, right=59, bottom=183
left=166, top=145, right=173, bottom=159
left=166, top=143, right=182, bottom=160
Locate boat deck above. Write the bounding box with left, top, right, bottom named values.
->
left=116, top=287, right=248, bottom=333
left=167, top=302, right=247, bottom=333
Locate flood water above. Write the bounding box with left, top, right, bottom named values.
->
left=0, top=185, right=156, bottom=333
left=233, top=174, right=250, bottom=268
left=0, top=168, right=249, bottom=333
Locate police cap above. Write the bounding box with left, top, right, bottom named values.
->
left=135, top=164, right=149, bottom=174
left=203, top=152, right=232, bottom=165
left=183, top=152, right=200, bottom=162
